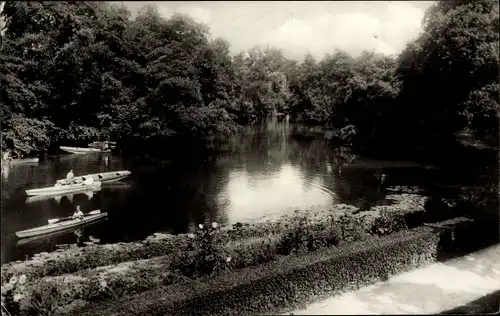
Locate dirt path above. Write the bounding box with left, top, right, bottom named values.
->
left=286, top=244, right=500, bottom=315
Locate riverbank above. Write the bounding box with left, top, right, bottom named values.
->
left=0, top=193, right=493, bottom=315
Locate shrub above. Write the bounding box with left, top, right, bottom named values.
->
left=171, top=222, right=232, bottom=279
left=369, top=210, right=408, bottom=236
left=278, top=212, right=340, bottom=255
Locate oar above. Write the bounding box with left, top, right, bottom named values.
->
left=48, top=210, right=101, bottom=224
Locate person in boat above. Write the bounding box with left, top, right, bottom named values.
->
left=66, top=169, right=75, bottom=184
left=72, top=205, right=84, bottom=221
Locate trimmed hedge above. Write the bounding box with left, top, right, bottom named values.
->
left=76, top=226, right=440, bottom=316
left=0, top=237, right=189, bottom=282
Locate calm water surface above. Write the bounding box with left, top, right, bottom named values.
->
left=0, top=119, right=473, bottom=264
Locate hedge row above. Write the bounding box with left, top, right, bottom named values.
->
left=76, top=226, right=441, bottom=316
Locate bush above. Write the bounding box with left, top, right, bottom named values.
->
left=278, top=212, right=340, bottom=255
left=171, top=222, right=231, bottom=279
left=369, top=210, right=408, bottom=236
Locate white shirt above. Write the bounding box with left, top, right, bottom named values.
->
left=73, top=210, right=84, bottom=220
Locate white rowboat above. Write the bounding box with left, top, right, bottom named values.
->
left=60, top=146, right=111, bottom=154
left=88, top=141, right=116, bottom=149
left=16, top=217, right=107, bottom=246
left=26, top=182, right=102, bottom=197
left=16, top=211, right=107, bottom=238
left=4, top=158, right=39, bottom=164
left=56, top=170, right=131, bottom=185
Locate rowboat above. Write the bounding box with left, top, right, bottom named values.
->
left=59, top=146, right=111, bottom=154
left=16, top=211, right=107, bottom=238
left=56, top=170, right=131, bottom=185
left=4, top=158, right=39, bottom=164
left=16, top=217, right=107, bottom=247
left=25, top=182, right=102, bottom=197
left=88, top=141, right=116, bottom=149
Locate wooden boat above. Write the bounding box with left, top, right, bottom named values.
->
left=25, top=181, right=102, bottom=197
left=16, top=218, right=107, bottom=246
left=56, top=170, right=131, bottom=185
left=16, top=211, right=107, bottom=238
left=59, top=146, right=111, bottom=154
left=88, top=141, right=116, bottom=149
left=4, top=158, right=39, bottom=164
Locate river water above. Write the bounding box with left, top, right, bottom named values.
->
left=0, top=119, right=494, bottom=264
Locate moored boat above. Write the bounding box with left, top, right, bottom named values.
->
left=88, top=141, right=116, bottom=149
left=56, top=170, right=131, bottom=185
left=60, top=146, right=111, bottom=154
left=16, top=211, right=107, bottom=238
left=4, top=158, right=39, bottom=164
left=25, top=181, right=102, bottom=197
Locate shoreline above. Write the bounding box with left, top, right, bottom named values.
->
left=1, top=193, right=493, bottom=316
left=1, top=193, right=426, bottom=281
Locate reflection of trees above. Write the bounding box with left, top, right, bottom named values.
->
left=214, top=119, right=381, bottom=208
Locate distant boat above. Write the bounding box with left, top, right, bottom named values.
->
left=26, top=182, right=102, bottom=197
left=16, top=210, right=107, bottom=238
left=60, top=146, right=111, bottom=154
left=4, top=158, right=39, bottom=164
left=56, top=170, right=131, bottom=185
left=88, top=141, right=116, bottom=149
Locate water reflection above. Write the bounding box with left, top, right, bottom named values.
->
left=222, top=163, right=336, bottom=223
left=26, top=188, right=99, bottom=204
left=3, top=119, right=489, bottom=264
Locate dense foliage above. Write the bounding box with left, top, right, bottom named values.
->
left=0, top=1, right=498, bottom=158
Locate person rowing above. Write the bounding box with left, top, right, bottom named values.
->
left=72, top=205, right=84, bottom=221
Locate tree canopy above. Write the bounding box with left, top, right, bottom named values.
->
left=0, top=1, right=497, bottom=158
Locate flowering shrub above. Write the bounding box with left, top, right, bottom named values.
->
left=171, top=222, right=232, bottom=278
left=1, top=275, right=26, bottom=316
